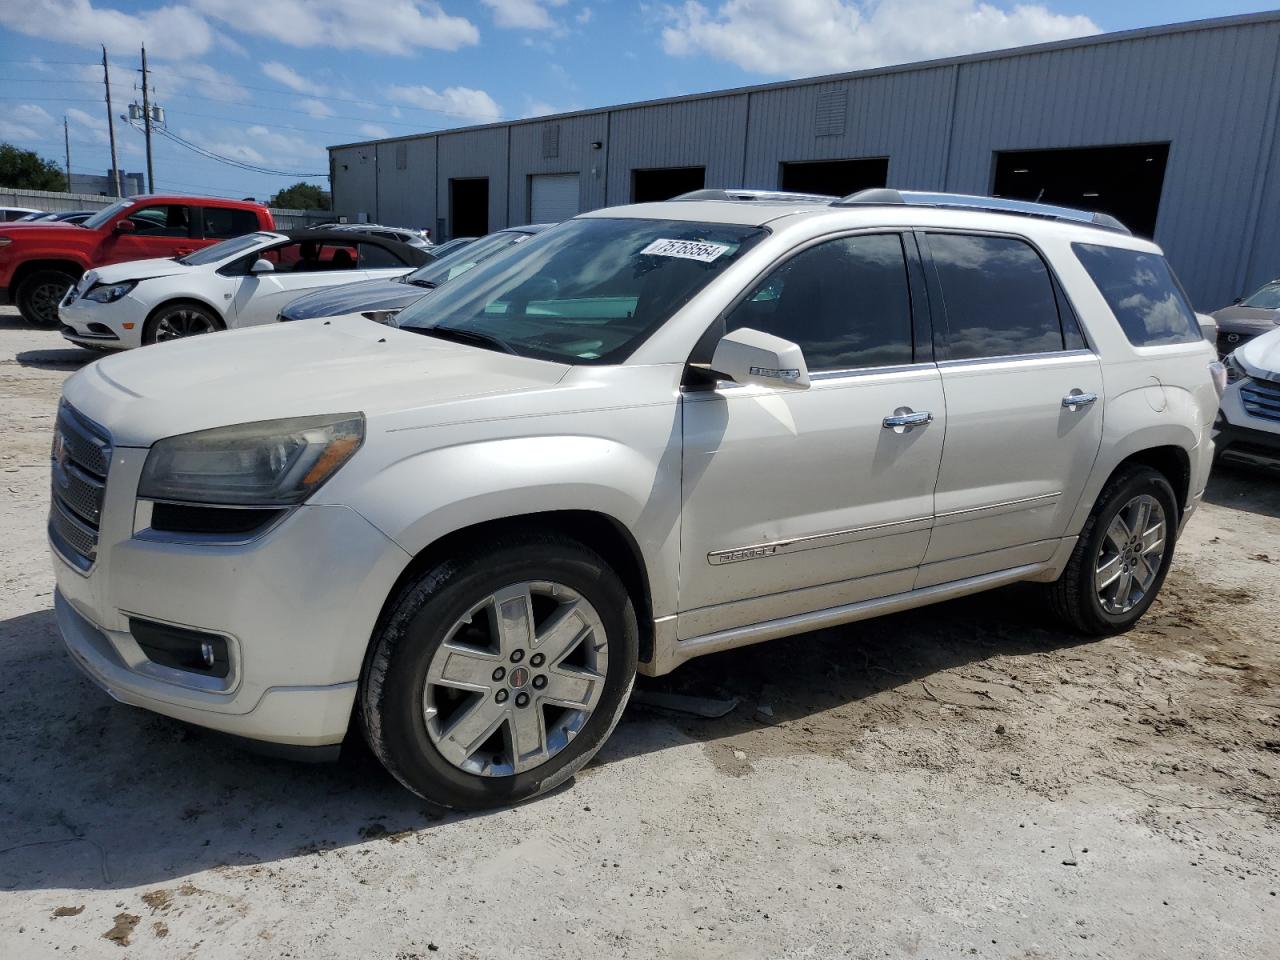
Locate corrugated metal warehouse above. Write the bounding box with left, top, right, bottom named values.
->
left=328, top=11, right=1280, bottom=309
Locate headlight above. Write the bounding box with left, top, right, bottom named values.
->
left=1223, top=353, right=1250, bottom=386
left=84, top=280, right=137, bottom=303
left=138, top=413, right=364, bottom=505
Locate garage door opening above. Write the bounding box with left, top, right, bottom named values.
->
left=529, top=173, right=580, bottom=223
left=632, top=166, right=705, bottom=203
left=993, top=143, right=1170, bottom=238
left=779, top=157, right=889, bottom=197
left=449, top=177, right=489, bottom=238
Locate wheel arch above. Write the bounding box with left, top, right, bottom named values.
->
left=373, top=510, right=657, bottom=668
left=1069, top=429, right=1197, bottom=536
left=11, top=258, right=85, bottom=292
left=143, top=296, right=228, bottom=335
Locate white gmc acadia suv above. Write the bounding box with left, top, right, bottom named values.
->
left=49, top=189, right=1223, bottom=809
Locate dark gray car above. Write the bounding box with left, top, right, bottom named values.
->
left=278, top=224, right=551, bottom=323
left=1211, top=279, right=1280, bottom=357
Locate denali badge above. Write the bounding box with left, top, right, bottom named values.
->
left=709, top=544, right=779, bottom=565
left=748, top=366, right=801, bottom=381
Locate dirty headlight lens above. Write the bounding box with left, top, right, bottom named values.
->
left=138, top=414, right=364, bottom=505
left=1223, top=353, right=1250, bottom=386
left=84, top=280, right=137, bottom=303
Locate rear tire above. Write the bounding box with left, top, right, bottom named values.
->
left=142, top=302, right=225, bottom=345
left=16, top=269, right=77, bottom=327
left=1046, top=465, right=1179, bottom=635
left=361, top=534, right=638, bottom=810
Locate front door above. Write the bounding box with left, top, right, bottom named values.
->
left=678, top=232, right=945, bottom=639
left=230, top=238, right=369, bottom=327
left=103, top=202, right=197, bottom=264
left=918, top=231, right=1104, bottom=582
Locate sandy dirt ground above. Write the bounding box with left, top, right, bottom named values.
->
left=0, top=306, right=1276, bottom=959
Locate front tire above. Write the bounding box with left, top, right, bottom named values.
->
left=1047, top=465, right=1179, bottom=635
left=16, top=268, right=77, bottom=326
left=361, top=535, right=638, bottom=809
left=142, top=302, right=224, bottom=345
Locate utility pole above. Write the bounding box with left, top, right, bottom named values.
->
left=102, top=45, right=121, bottom=197
left=63, top=116, right=72, bottom=191
left=140, top=43, right=154, bottom=193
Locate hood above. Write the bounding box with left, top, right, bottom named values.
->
left=0, top=220, right=80, bottom=232
left=87, top=257, right=195, bottom=284
left=1235, top=326, right=1280, bottom=381
left=1211, top=304, right=1280, bottom=332
left=62, top=314, right=569, bottom=447
left=281, top=275, right=427, bottom=321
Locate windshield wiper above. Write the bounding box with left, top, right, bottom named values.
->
left=409, top=325, right=516, bottom=355
left=405, top=277, right=437, bottom=289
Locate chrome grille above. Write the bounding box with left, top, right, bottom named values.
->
left=1241, top=377, right=1280, bottom=424
left=49, top=402, right=112, bottom=571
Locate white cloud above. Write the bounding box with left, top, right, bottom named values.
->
left=133, top=61, right=252, bottom=105
left=263, top=62, right=327, bottom=95
left=0, top=104, right=55, bottom=143
left=0, top=0, right=213, bottom=59
left=386, top=85, right=504, bottom=123
left=359, top=123, right=391, bottom=139
left=576, top=6, right=593, bottom=24
left=298, top=98, right=336, bottom=118
left=661, top=0, right=1099, bottom=76
left=194, top=0, right=479, bottom=55
left=521, top=99, right=579, bottom=119
left=481, top=0, right=568, bottom=30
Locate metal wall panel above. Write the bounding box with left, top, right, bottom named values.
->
left=436, top=127, right=509, bottom=238
left=508, top=111, right=609, bottom=224
left=744, top=67, right=956, bottom=190
left=376, top=136, right=436, bottom=232
left=331, top=14, right=1280, bottom=307
left=605, top=95, right=749, bottom=203
left=330, top=145, right=377, bottom=222
left=946, top=21, right=1280, bottom=307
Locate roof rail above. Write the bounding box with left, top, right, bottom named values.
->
left=672, top=188, right=837, bottom=203
left=832, top=188, right=1131, bottom=235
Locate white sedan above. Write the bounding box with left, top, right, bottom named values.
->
left=58, top=228, right=430, bottom=350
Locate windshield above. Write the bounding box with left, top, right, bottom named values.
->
left=1243, top=281, right=1280, bottom=309
left=179, top=232, right=274, bottom=266
left=395, top=217, right=766, bottom=364
left=81, top=198, right=135, bottom=230
left=403, top=231, right=534, bottom=287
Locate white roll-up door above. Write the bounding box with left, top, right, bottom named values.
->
left=529, top=173, right=580, bottom=223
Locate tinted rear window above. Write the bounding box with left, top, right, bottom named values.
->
left=1072, top=243, right=1200, bottom=346
left=203, top=207, right=260, bottom=240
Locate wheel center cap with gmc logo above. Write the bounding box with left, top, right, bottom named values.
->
left=508, top=666, right=530, bottom=689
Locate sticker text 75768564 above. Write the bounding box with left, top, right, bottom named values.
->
left=640, top=238, right=730, bottom=263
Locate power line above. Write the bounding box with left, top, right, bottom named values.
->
left=125, top=118, right=326, bottom=178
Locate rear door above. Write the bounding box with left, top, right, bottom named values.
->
left=229, top=239, right=368, bottom=327
left=198, top=206, right=263, bottom=245
left=918, top=230, right=1103, bottom=584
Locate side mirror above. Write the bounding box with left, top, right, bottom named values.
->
left=1196, top=312, right=1217, bottom=342
left=113, top=219, right=135, bottom=234
left=710, top=327, right=810, bottom=390
left=250, top=258, right=275, bottom=274
left=1233, top=297, right=1244, bottom=305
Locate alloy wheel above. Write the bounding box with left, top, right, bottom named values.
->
left=1095, top=494, right=1167, bottom=615
left=422, top=580, right=609, bottom=777
left=29, top=280, right=68, bottom=325
left=155, top=309, right=217, bottom=341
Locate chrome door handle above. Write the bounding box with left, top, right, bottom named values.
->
left=1062, top=391, right=1098, bottom=410
left=882, top=410, right=933, bottom=430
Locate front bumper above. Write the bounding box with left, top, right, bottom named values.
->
left=59, top=290, right=147, bottom=350
left=51, top=446, right=412, bottom=747
left=1215, top=380, right=1280, bottom=469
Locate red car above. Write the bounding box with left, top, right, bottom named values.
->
left=0, top=195, right=275, bottom=326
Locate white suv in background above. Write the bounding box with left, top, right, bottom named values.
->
left=50, top=189, right=1222, bottom=809
left=1218, top=325, right=1280, bottom=469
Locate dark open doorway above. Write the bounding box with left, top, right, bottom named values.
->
left=993, top=143, right=1170, bottom=238
left=449, top=177, right=489, bottom=238
left=779, top=157, right=889, bottom=197
left=632, top=167, right=705, bottom=203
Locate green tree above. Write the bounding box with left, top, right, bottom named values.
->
left=0, top=143, right=67, bottom=191
left=270, top=182, right=330, bottom=210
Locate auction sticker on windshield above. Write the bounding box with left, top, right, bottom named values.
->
left=640, top=238, right=730, bottom=262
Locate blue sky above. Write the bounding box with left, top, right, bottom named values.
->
left=1, top=0, right=1274, bottom=203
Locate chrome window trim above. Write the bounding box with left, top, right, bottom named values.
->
left=685, top=359, right=940, bottom=394
left=936, top=348, right=1096, bottom=370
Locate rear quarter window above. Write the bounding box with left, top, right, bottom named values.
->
left=1072, top=243, right=1201, bottom=346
